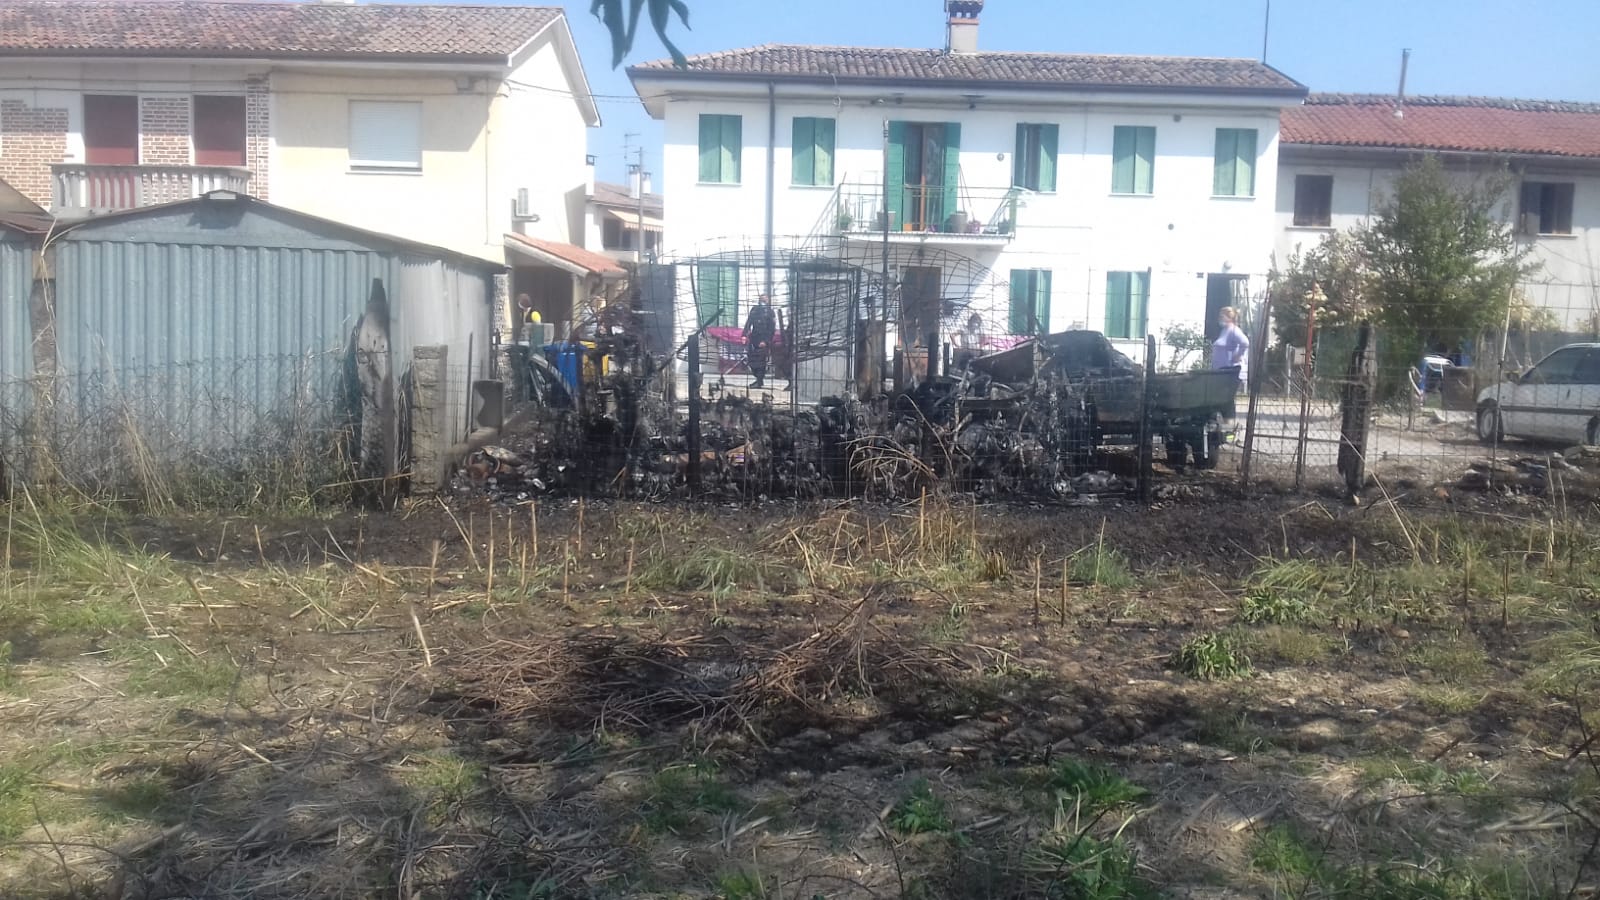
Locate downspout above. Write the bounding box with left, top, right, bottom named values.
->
left=764, top=82, right=776, bottom=296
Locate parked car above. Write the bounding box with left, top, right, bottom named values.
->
left=1476, top=343, right=1600, bottom=445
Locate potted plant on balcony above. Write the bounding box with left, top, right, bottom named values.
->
left=946, top=210, right=970, bottom=233
left=836, top=210, right=854, bottom=232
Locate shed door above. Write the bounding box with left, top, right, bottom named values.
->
left=84, top=95, right=139, bottom=165
left=193, top=96, right=246, bottom=167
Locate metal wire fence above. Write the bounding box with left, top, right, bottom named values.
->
left=0, top=353, right=361, bottom=508
left=1233, top=288, right=1600, bottom=497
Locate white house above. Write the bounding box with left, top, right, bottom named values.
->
left=628, top=0, right=1307, bottom=389
left=0, top=0, right=610, bottom=338
left=1276, top=94, right=1600, bottom=329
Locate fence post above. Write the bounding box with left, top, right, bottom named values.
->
left=1139, top=334, right=1155, bottom=504
left=409, top=344, right=448, bottom=492
left=1240, top=293, right=1271, bottom=495
left=1292, top=305, right=1317, bottom=492
left=1338, top=323, right=1375, bottom=501
left=687, top=335, right=702, bottom=491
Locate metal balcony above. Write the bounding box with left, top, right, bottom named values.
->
left=834, top=183, right=1018, bottom=244
left=52, top=164, right=253, bottom=215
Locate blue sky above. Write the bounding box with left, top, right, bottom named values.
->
left=560, top=0, right=1600, bottom=183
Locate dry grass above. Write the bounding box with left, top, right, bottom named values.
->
left=1, top=496, right=1599, bottom=899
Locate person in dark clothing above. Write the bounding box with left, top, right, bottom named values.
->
left=743, top=293, right=778, bottom=389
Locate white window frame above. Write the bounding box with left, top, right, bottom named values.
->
left=348, top=101, right=422, bottom=172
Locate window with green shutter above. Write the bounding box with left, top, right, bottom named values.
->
left=791, top=117, right=835, bottom=186
left=1213, top=128, right=1257, bottom=197
left=1012, top=123, right=1058, bottom=192
left=1104, top=270, right=1149, bottom=340
left=695, top=261, right=739, bottom=326
left=1110, top=126, right=1155, bottom=195
left=1007, top=269, right=1052, bottom=335
left=697, top=114, right=742, bottom=184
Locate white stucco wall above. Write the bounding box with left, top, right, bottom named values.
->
left=652, top=85, right=1289, bottom=360
left=1275, top=154, right=1600, bottom=328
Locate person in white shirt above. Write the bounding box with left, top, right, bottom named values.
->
left=1212, top=306, right=1250, bottom=392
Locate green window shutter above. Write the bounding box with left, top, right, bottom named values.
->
left=723, top=263, right=741, bottom=323
left=1214, top=129, right=1256, bottom=196
left=1131, top=271, right=1149, bottom=337
left=792, top=117, right=815, bottom=185
left=722, top=116, right=742, bottom=184
left=942, top=122, right=962, bottom=226
left=698, top=115, right=720, bottom=183
left=1039, top=124, right=1058, bottom=192
left=1112, top=127, right=1135, bottom=194
left=1035, top=269, right=1052, bottom=332
left=1213, top=129, right=1236, bottom=196
left=1008, top=270, right=1030, bottom=335
left=1013, top=123, right=1027, bottom=188
left=815, top=118, right=834, bottom=185
left=1105, top=271, right=1130, bottom=339
left=1134, top=127, right=1154, bottom=194
left=695, top=262, right=721, bottom=325
left=1236, top=129, right=1256, bottom=196
left=886, top=121, right=907, bottom=227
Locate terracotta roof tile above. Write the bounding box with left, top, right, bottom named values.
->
left=0, top=1, right=561, bottom=62
left=1282, top=94, right=1600, bottom=159
left=630, top=44, right=1305, bottom=95
left=506, top=232, right=625, bottom=277
left=591, top=181, right=663, bottom=215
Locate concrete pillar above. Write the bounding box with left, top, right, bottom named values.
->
left=410, top=344, right=449, bottom=492
left=486, top=272, right=518, bottom=400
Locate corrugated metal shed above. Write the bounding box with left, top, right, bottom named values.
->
left=4, top=193, right=500, bottom=488
left=0, top=220, right=34, bottom=386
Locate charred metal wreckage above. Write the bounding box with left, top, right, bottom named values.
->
left=459, top=328, right=1240, bottom=503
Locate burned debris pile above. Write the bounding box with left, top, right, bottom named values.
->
left=452, top=330, right=1236, bottom=503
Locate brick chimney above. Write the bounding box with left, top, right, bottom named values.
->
left=945, top=0, right=983, bottom=54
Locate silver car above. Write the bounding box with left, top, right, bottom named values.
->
left=1476, top=343, right=1600, bottom=445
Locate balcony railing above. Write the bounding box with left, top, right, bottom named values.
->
left=52, top=164, right=253, bottom=214
left=834, top=183, right=1018, bottom=241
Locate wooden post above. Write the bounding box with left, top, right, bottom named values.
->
left=1139, top=334, right=1156, bottom=504
left=1337, top=323, right=1375, bottom=502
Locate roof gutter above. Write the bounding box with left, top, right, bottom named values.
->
left=1281, top=142, right=1600, bottom=169
left=627, top=68, right=1309, bottom=99
left=0, top=52, right=512, bottom=71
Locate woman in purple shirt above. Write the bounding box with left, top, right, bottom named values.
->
left=1212, top=306, right=1249, bottom=392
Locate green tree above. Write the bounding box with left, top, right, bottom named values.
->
left=592, top=0, right=691, bottom=68
left=1270, top=230, right=1372, bottom=349
left=1359, top=156, right=1532, bottom=357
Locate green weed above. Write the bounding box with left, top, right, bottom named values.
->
left=890, top=779, right=954, bottom=836
left=1246, top=626, right=1335, bottom=666
left=1027, top=829, right=1152, bottom=900
left=0, top=763, right=34, bottom=841
left=404, top=753, right=487, bottom=807
left=119, top=645, right=241, bottom=700
left=636, top=548, right=786, bottom=599
left=1240, top=588, right=1318, bottom=626
left=1067, top=545, right=1134, bottom=590
left=640, top=761, right=742, bottom=834
left=96, top=776, right=176, bottom=822
left=1407, top=635, right=1490, bottom=683
left=1251, top=824, right=1326, bottom=879
left=714, top=866, right=769, bottom=900
left=1171, top=633, right=1251, bottom=680
left=1047, top=760, right=1148, bottom=815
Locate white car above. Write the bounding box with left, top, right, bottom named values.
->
left=1476, top=343, right=1600, bottom=445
